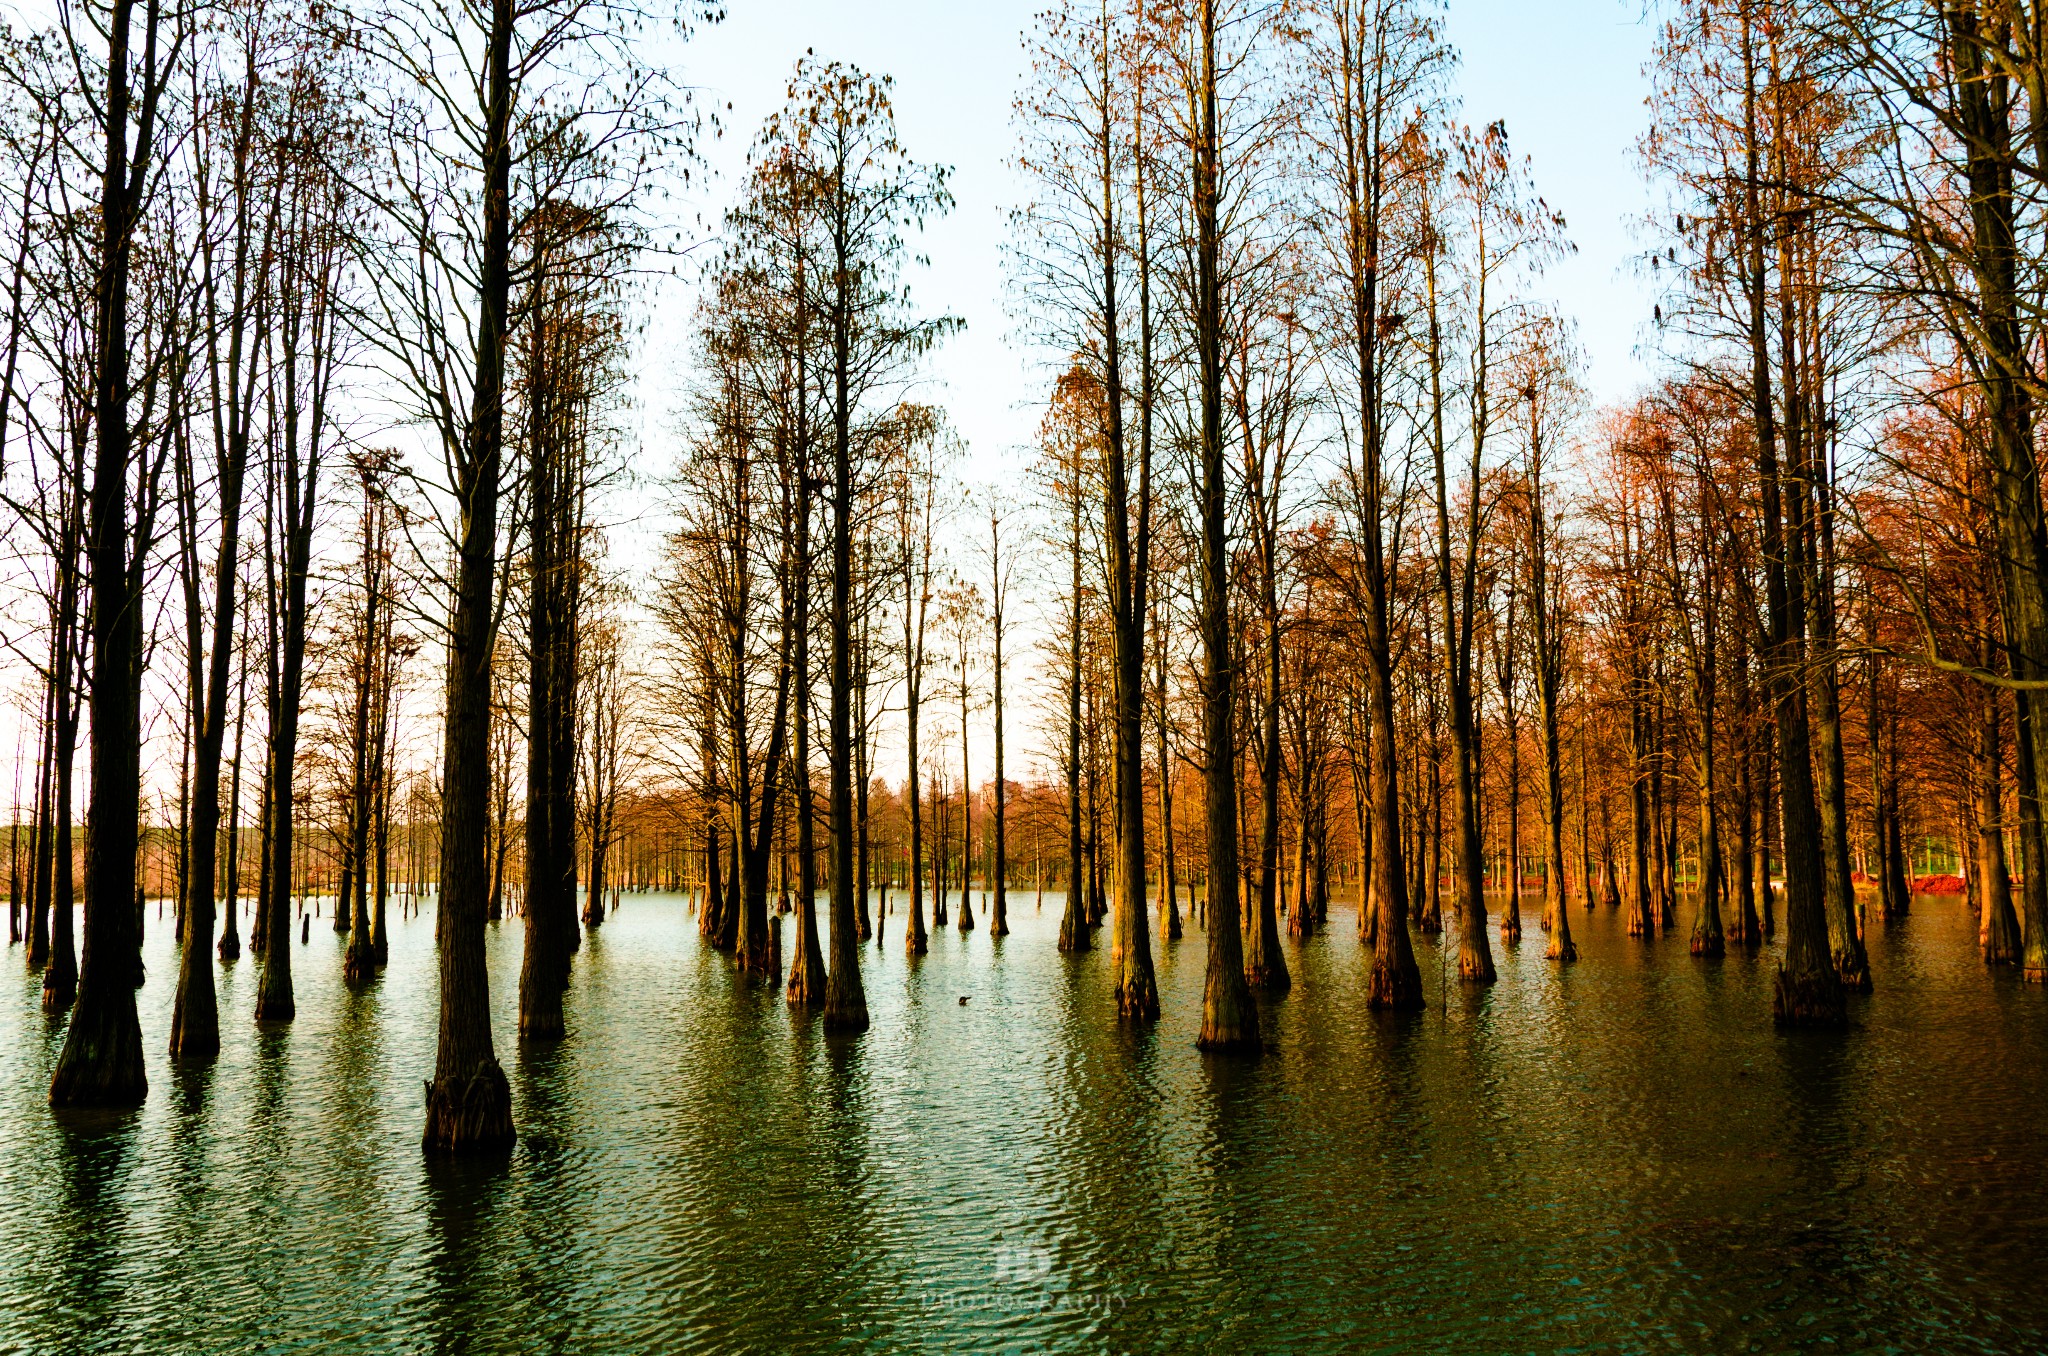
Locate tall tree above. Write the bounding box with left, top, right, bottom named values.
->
left=169, top=5, right=278, bottom=1057
left=1302, top=0, right=1436, bottom=1010
left=776, top=60, right=955, bottom=1030
left=1186, top=0, right=1258, bottom=1049
left=1015, top=0, right=1162, bottom=1014
left=50, top=0, right=179, bottom=1107
left=1515, top=321, right=1578, bottom=963
left=984, top=502, right=1016, bottom=938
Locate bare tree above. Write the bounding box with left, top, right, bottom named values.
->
left=50, top=0, right=183, bottom=1107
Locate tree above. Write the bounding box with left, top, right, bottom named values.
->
left=891, top=411, right=948, bottom=958
left=49, top=0, right=180, bottom=1108
left=1015, top=0, right=1160, bottom=1018
left=1644, top=0, right=1841, bottom=1023
left=355, top=0, right=696, bottom=1150
left=341, top=453, right=405, bottom=985
left=1185, top=0, right=1259, bottom=1049
left=1514, top=319, right=1579, bottom=963
left=936, top=582, right=978, bottom=931
left=984, top=500, right=1017, bottom=938
left=778, top=60, right=956, bottom=1032
left=1300, top=0, right=1438, bottom=1010
left=254, top=34, right=355, bottom=1029
left=518, top=188, right=628, bottom=1037
left=167, top=2, right=279, bottom=1057
left=1039, top=370, right=1095, bottom=955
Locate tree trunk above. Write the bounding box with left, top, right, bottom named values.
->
left=957, top=652, right=975, bottom=933
left=905, top=611, right=929, bottom=957
left=1982, top=686, right=2022, bottom=964
left=822, top=189, right=867, bottom=1034
left=856, top=639, right=875, bottom=941
left=423, top=0, right=516, bottom=1152
left=1627, top=677, right=1655, bottom=939
left=1729, top=664, right=1761, bottom=947
left=1949, top=6, right=2048, bottom=984
left=219, top=646, right=248, bottom=962
left=776, top=605, right=815, bottom=998
left=26, top=680, right=52, bottom=969
left=1812, top=662, right=1868, bottom=988
left=1502, top=704, right=1522, bottom=945
left=1192, top=0, right=1257, bottom=1049
left=44, top=694, right=78, bottom=1014
left=50, top=0, right=153, bottom=1107
left=1744, top=6, right=1837, bottom=1024
left=518, top=340, right=581, bottom=1034
left=989, top=577, right=1008, bottom=940
left=1244, top=608, right=1288, bottom=993
left=1528, top=450, right=1574, bottom=964
left=1057, top=501, right=1089, bottom=955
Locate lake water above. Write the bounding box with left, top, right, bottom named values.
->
left=0, top=888, right=2042, bottom=1353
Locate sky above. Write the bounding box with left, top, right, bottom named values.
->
left=656, top=0, right=1664, bottom=486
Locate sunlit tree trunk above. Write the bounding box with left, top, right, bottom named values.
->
left=1191, top=0, right=1257, bottom=1048
left=1980, top=646, right=2021, bottom=964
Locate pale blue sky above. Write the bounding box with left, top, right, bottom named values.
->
left=664, top=0, right=1662, bottom=478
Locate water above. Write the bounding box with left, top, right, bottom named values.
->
left=1, top=889, right=2042, bottom=1354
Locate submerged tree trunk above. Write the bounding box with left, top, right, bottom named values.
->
left=1948, top=9, right=2048, bottom=985
left=1423, top=210, right=1489, bottom=985
left=1503, top=738, right=1523, bottom=942
left=956, top=643, right=975, bottom=934
left=1497, top=619, right=1522, bottom=947
left=1868, top=652, right=1907, bottom=926
left=1626, top=673, right=1655, bottom=940
left=37, top=487, right=82, bottom=1013
left=1244, top=597, right=1289, bottom=994
left=371, top=740, right=390, bottom=966
left=787, top=459, right=823, bottom=1003
left=44, top=683, right=78, bottom=1014
left=253, top=182, right=334, bottom=1028
left=423, top=0, right=517, bottom=1152
left=988, top=514, right=1010, bottom=940
left=1158, top=643, right=1182, bottom=946
left=219, top=651, right=248, bottom=962
left=905, top=644, right=929, bottom=959
left=1981, top=685, right=2021, bottom=965
left=1526, top=412, right=1574, bottom=965
left=1057, top=490, right=1089, bottom=955
left=27, top=684, right=52, bottom=971
left=789, top=714, right=827, bottom=1006
left=518, top=276, right=586, bottom=1037
left=1757, top=739, right=1777, bottom=939
left=1812, top=659, right=1868, bottom=988
left=821, top=168, right=867, bottom=1036
left=172, top=161, right=259, bottom=1052
left=344, top=477, right=393, bottom=991
left=1192, top=3, right=1256, bottom=1050
left=51, top=0, right=158, bottom=1108
left=1729, top=656, right=1761, bottom=948
left=855, top=614, right=875, bottom=943
left=1741, top=9, right=1837, bottom=1025
left=1449, top=706, right=1492, bottom=981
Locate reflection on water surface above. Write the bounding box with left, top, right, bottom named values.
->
left=1, top=892, right=2041, bottom=1353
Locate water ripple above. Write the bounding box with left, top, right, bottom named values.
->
left=0, top=890, right=2042, bottom=1353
